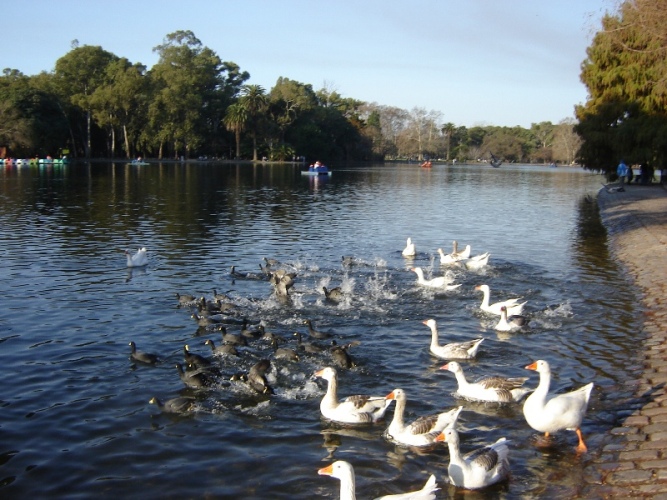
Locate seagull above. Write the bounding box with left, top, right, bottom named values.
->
left=125, top=247, right=148, bottom=267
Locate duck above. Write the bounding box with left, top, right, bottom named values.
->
left=384, top=388, right=462, bottom=447
left=318, top=460, right=438, bottom=500
left=293, top=331, right=324, bottom=354
left=246, top=359, right=274, bottom=394
left=128, top=341, right=159, bottom=365
left=435, top=426, right=510, bottom=490
left=211, top=288, right=232, bottom=302
left=240, top=318, right=262, bottom=339
left=495, top=305, right=530, bottom=332
left=440, top=361, right=532, bottom=402
left=522, top=359, right=594, bottom=453
left=304, top=319, right=332, bottom=340
left=323, top=286, right=345, bottom=303
left=175, top=292, right=197, bottom=306
left=149, top=396, right=196, bottom=414
left=175, top=363, right=213, bottom=389
left=220, top=327, right=248, bottom=346
left=410, top=267, right=460, bottom=290
left=474, top=284, right=526, bottom=316
left=314, top=366, right=392, bottom=424
left=422, top=319, right=484, bottom=360
left=271, top=338, right=299, bottom=362
left=183, top=344, right=215, bottom=370
left=125, top=247, right=148, bottom=267
left=204, top=339, right=238, bottom=356
left=330, top=340, right=360, bottom=369
left=402, top=237, right=416, bottom=257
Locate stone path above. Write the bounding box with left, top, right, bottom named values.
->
left=584, top=182, right=667, bottom=498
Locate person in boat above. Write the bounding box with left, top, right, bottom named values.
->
left=309, top=161, right=328, bottom=173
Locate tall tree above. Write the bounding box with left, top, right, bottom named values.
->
left=223, top=103, right=248, bottom=158
left=240, top=84, right=267, bottom=161
left=576, top=0, right=667, bottom=173
left=54, top=44, right=119, bottom=158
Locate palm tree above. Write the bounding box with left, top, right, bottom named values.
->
left=223, top=103, right=248, bottom=159
left=240, top=84, right=267, bottom=161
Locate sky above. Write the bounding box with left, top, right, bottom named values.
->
left=2, top=0, right=616, bottom=128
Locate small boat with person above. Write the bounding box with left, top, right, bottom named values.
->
left=302, top=160, right=331, bottom=176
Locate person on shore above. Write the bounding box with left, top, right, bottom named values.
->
left=617, top=160, right=629, bottom=186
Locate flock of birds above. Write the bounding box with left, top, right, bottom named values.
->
left=123, top=241, right=595, bottom=498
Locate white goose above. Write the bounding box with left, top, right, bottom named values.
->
left=495, top=305, right=529, bottom=332
left=437, top=247, right=466, bottom=265
left=474, top=284, right=526, bottom=316
left=440, top=361, right=532, bottom=403
left=384, top=388, right=462, bottom=447
left=435, top=426, right=510, bottom=490
left=523, top=359, right=594, bottom=453
left=463, top=252, right=491, bottom=271
left=422, top=319, right=484, bottom=360
left=410, top=267, right=460, bottom=290
left=318, top=460, right=438, bottom=500
left=314, top=367, right=392, bottom=424
left=402, top=237, right=416, bottom=257
left=125, top=247, right=148, bottom=267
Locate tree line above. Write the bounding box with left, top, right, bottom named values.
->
left=1, top=29, right=580, bottom=164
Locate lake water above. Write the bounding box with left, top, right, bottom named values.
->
left=0, top=161, right=641, bottom=499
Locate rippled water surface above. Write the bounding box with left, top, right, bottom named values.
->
left=0, top=161, right=641, bottom=499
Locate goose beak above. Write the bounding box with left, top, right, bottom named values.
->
left=318, top=464, right=334, bottom=476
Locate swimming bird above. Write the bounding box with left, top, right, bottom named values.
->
left=220, top=327, right=248, bottom=346
left=149, top=396, right=196, bottom=414
left=294, top=331, right=324, bottom=354
left=271, top=338, right=299, bottom=362
left=474, top=284, right=526, bottom=316
left=183, top=344, right=215, bottom=370
left=440, top=361, right=532, bottom=402
left=410, top=267, right=460, bottom=290
left=495, top=305, right=530, bottom=332
left=125, top=247, right=148, bottom=267
left=128, top=341, right=159, bottom=365
left=523, top=359, right=594, bottom=453
left=435, top=426, right=510, bottom=490
left=437, top=248, right=462, bottom=265
left=451, top=240, right=471, bottom=260
left=402, top=237, right=416, bottom=257
left=175, top=292, right=197, bottom=306
left=304, top=319, right=332, bottom=340
left=323, top=286, right=345, bottom=303
left=175, top=363, right=213, bottom=389
left=330, top=340, right=360, bottom=369
left=314, top=366, right=392, bottom=424
left=462, top=252, right=491, bottom=271
left=318, top=460, right=438, bottom=500
left=246, top=359, right=274, bottom=394
left=240, top=318, right=262, bottom=339
left=384, top=388, right=462, bottom=447
left=204, top=339, right=238, bottom=356
left=422, top=319, right=484, bottom=360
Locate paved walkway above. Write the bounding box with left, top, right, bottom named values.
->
left=584, top=182, right=667, bottom=498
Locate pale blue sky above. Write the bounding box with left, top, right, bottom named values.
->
left=2, top=0, right=615, bottom=128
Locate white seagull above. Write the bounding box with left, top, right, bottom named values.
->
left=125, top=247, right=148, bottom=267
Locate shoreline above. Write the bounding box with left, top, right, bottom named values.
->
left=586, top=183, right=667, bottom=498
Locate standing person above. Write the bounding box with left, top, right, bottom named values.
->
left=617, top=159, right=629, bottom=187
